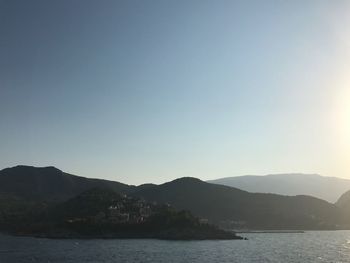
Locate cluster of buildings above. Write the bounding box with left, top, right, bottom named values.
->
left=69, top=195, right=160, bottom=225
left=107, top=197, right=153, bottom=224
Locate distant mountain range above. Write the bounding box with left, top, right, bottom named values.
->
left=1, top=166, right=350, bottom=230
left=207, top=173, right=350, bottom=203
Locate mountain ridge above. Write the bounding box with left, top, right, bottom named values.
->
left=207, top=173, right=350, bottom=203
left=1, top=165, right=350, bottom=230
left=0, top=165, right=135, bottom=202
left=133, top=176, right=343, bottom=229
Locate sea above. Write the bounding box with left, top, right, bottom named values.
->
left=1, top=231, right=350, bottom=263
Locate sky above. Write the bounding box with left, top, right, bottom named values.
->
left=1, top=0, right=350, bottom=185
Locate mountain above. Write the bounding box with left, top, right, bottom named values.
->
left=2, top=187, right=242, bottom=240
left=1, top=166, right=348, bottom=230
left=335, top=191, right=350, bottom=224
left=336, top=190, right=350, bottom=210
left=0, top=165, right=135, bottom=202
left=49, top=187, right=123, bottom=220
left=133, top=177, right=345, bottom=230
left=207, top=173, right=350, bottom=203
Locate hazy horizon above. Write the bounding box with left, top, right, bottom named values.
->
left=2, top=0, right=350, bottom=185
left=2, top=164, right=350, bottom=186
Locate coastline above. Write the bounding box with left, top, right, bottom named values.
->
left=235, top=230, right=304, bottom=234
left=1, top=230, right=244, bottom=241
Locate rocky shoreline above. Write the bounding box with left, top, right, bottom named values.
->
left=6, top=226, right=243, bottom=241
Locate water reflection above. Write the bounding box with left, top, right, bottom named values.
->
left=1, top=231, right=350, bottom=263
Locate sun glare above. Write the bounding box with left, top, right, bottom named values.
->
left=332, top=78, right=350, bottom=148
left=338, top=89, right=350, bottom=144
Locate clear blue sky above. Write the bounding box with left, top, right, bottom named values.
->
left=1, top=0, right=350, bottom=184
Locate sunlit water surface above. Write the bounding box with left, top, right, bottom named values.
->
left=1, top=231, right=350, bottom=262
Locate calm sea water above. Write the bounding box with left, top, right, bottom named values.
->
left=1, top=231, right=350, bottom=263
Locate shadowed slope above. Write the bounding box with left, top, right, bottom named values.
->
left=0, top=165, right=135, bottom=202
left=133, top=177, right=344, bottom=229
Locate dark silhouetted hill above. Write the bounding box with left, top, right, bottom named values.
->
left=1, top=166, right=348, bottom=230
left=336, top=190, right=350, bottom=210
left=133, top=177, right=345, bottom=230
left=50, top=187, right=123, bottom=220
left=0, top=165, right=135, bottom=202
left=2, top=187, right=242, bottom=240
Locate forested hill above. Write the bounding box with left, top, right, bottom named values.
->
left=0, top=165, right=135, bottom=202
left=133, top=177, right=345, bottom=230
left=1, top=165, right=349, bottom=230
